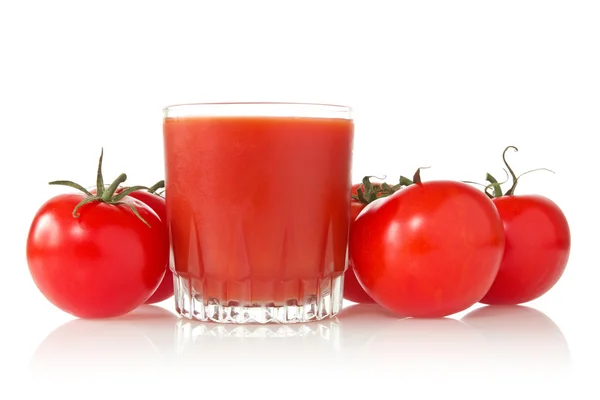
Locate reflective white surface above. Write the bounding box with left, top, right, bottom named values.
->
left=20, top=302, right=577, bottom=397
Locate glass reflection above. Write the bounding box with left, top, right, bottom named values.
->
left=28, top=303, right=570, bottom=383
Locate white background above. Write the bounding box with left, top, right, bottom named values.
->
left=1, top=0, right=598, bottom=398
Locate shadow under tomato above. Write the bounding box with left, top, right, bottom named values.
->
left=29, top=305, right=179, bottom=382
left=461, top=305, right=571, bottom=372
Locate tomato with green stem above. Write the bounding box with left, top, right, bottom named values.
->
left=349, top=169, right=505, bottom=318
left=92, top=180, right=174, bottom=305
left=345, top=181, right=380, bottom=304
left=344, top=177, right=407, bottom=304
left=26, top=150, right=170, bottom=319
left=125, top=181, right=174, bottom=304
left=477, top=146, right=571, bottom=305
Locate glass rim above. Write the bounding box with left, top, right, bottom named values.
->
left=163, top=102, right=352, bottom=119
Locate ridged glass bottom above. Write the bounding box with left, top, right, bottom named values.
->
left=173, top=273, right=344, bottom=324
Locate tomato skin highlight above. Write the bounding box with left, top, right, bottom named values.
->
left=479, top=195, right=571, bottom=305
left=349, top=180, right=505, bottom=318
left=26, top=193, right=169, bottom=319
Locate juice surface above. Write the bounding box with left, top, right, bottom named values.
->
left=163, top=116, right=353, bottom=305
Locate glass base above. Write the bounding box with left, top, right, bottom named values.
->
left=173, top=273, right=344, bottom=324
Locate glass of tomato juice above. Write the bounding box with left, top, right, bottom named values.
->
left=162, top=102, right=354, bottom=323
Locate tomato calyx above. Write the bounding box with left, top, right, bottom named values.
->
left=48, top=149, right=153, bottom=227
left=352, top=168, right=429, bottom=204
left=352, top=176, right=398, bottom=204
left=484, top=146, right=555, bottom=198
left=398, top=166, right=430, bottom=187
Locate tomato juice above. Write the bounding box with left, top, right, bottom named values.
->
left=163, top=103, right=353, bottom=323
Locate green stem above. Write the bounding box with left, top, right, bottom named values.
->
left=96, top=148, right=105, bottom=197
left=362, top=176, right=375, bottom=202
left=381, top=182, right=394, bottom=193
left=118, top=201, right=150, bottom=227
left=72, top=196, right=100, bottom=217
left=412, top=166, right=431, bottom=185
left=481, top=146, right=555, bottom=198
left=49, top=149, right=153, bottom=227
left=356, top=187, right=368, bottom=204
left=413, top=169, right=422, bottom=184
left=398, top=176, right=413, bottom=187
left=113, top=185, right=151, bottom=202
left=148, top=180, right=165, bottom=194
left=502, top=146, right=519, bottom=196
left=518, top=167, right=555, bottom=180
left=353, top=176, right=395, bottom=205
left=101, top=173, right=128, bottom=201
left=485, top=173, right=503, bottom=197
left=49, top=180, right=93, bottom=196
left=353, top=168, right=428, bottom=205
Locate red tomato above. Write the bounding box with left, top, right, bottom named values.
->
left=343, top=182, right=382, bottom=304
left=349, top=173, right=505, bottom=318
left=92, top=181, right=174, bottom=304
left=478, top=147, right=571, bottom=305
left=479, top=196, right=570, bottom=305
left=26, top=150, right=170, bottom=319
left=26, top=193, right=169, bottom=319
left=125, top=189, right=175, bottom=304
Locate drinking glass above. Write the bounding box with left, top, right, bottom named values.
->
left=162, top=102, right=354, bottom=323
